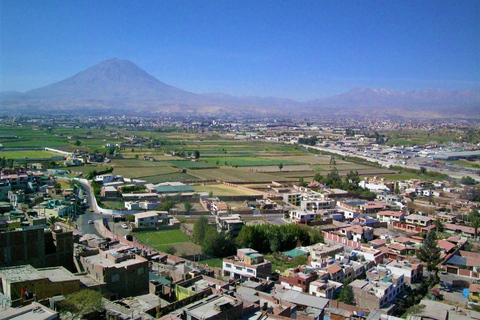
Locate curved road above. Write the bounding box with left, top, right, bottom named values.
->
left=76, top=178, right=104, bottom=237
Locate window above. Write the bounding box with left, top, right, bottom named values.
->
left=235, top=266, right=243, bottom=271
left=225, top=263, right=232, bottom=268
left=247, top=269, right=254, bottom=273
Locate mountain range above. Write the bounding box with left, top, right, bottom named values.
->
left=1, top=58, right=479, bottom=118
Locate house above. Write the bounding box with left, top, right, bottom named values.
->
left=176, top=294, right=243, bottom=320
left=405, top=214, right=434, bottom=227
left=101, top=185, right=118, bottom=198
left=222, top=248, right=272, bottom=280
left=216, top=215, right=244, bottom=237
left=94, top=174, right=115, bottom=184
left=211, top=201, right=229, bottom=216
left=309, top=279, right=343, bottom=299
left=290, top=210, right=318, bottom=224
left=377, top=211, right=405, bottom=225
left=340, top=225, right=374, bottom=242
left=134, top=211, right=169, bottom=228
left=280, top=268, right=318, bottom=292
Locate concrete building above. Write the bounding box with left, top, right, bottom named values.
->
left=0, top=301, right=59, bottom=319
left=177, top=294, right=243, bottom=320
left=223, top=248, right=272, bottom=280
left=405, top=214, right=434, bottom=227
left=0, top=227, right=74, bottom=271
left=134, top=211, right=169, bottom=228
left=216, top=215, right=244, bottom=237
left=280, top=269, right=318, bottom=292
left=309, top=279, right=343, bottom=299
left=290, top=210, right=318, bottom=224
left=0, top=265, right=80, bottom=307
left=376, top=211, right=405, bottom=225
left=350, top=274, right=405, bottom=310
left=79, top=247, right=149, bottom=299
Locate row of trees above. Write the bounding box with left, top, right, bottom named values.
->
left=312, top=167, right=375, bottom=198
left=192, top=217, right=324, bottom=258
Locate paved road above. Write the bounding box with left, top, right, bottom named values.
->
left=75, top=179, right=104, bottom=237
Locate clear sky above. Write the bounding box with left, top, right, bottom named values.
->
left=1, top=0, right=479, bottom=100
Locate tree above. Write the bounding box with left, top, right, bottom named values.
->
left=194, top=150, right=200, bottom=159
left=74, top=140, right=81, bottom=146
left=202, top=226, right=237, bottom=258
left=338, top=282, right=355, bottom=305
left=330, top=156, right=336, bottom=166
left=461, top=176, right=477, bottom=185
left=434, top=218, right=443, bottom=233
left=135, top=154, right=139, bottom=159
left=184, top=202, right=192, bottom=214
left=278, top=163, right=283, bottom=171
left=125, top=214, right=135, bottom=222
left=416, top=230, right=441, bottom=280
left=208, top=191, right=214, bottom=198
left=57, top=289, right=104, bottom=319
left=472, top=217, right=480, bottom=240
left=420, top=167, right=427, bottom=175
left=193, top=216, right=208, bottom=244
left=47, top=216, right=60, bottom=228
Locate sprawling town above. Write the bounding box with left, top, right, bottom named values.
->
left=0, top=116, right=479, bottom=320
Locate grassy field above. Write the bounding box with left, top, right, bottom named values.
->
left=0, top=150, right=58, bottom=159
left=445, top=160, right=480, bottom=169
left=141, top=172, right=202, bottom=183
left=193, top=184, right=263, bottom=196
left=134, top=229, right=201, bottom=254
left=111, top=166, right=178, bottom=178
left=198, top=258, right=223, bottom=268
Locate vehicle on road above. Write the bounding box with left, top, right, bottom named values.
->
left=121, top=223, right=128, bottom=229
left=88, top=220, right=94, bottom=224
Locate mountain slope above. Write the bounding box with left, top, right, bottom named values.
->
left=25, top=58, right=197, bottom=101
left=1, top=58, right=479, bottom=118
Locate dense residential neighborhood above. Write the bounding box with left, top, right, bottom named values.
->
left=0, top=116, right=479, bottom=320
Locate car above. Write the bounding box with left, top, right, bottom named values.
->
left=121, top=223, right=128, bottom=229
left=88, top=220, right=94, bottom=224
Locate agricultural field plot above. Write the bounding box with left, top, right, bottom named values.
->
left=271, top=171, right=319, bottom=179
left=342, top=168, right=393, bottom=176
left=202, top=156, right=300, bottom=167
left=110, top=166, right=178, bottom=179
left=193, top=184, right=263, bottom=196
left=249, top=165, right=313, bottom=173
left=168, top=160, right=216, bottom=169
left=192, top=167, right=296, bottom=183
left=110, top=159, right=173, bottom=167
left=444, top=160, right=480, bottom=169
left=264, top=154, right=332, bottom=165
left=141, top=172, right=202, bottom=183
left=0, top=150, right=58, bottom=159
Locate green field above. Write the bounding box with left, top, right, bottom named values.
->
left=0, top=150, right=58, bottom=159
left=141, top=172, right=202, bottom=183
left=198, top=258, right=223, bottom=268
left=203, top=156, right=300, bottom=167
left=135, top=229, right=190, bottom=252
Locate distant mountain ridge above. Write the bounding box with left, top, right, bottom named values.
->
left=1, top=58, right=479, bottom=118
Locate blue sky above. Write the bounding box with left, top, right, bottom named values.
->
left=1, top=0, right=479, bottom=100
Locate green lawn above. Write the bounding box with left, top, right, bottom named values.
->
left=135, top=229, right=190, bottom=251
left=198, top=258, right=223, bottom=268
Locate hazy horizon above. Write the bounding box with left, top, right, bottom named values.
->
left=1, top=1, right=479, bottom=100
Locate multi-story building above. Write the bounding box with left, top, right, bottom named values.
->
left=79, top=247, right=149, bottom=299
left=0, top=227, right=74, bottom=271
left=280, top=269, right=318, bottom=292
left=290, top=210, right=318, bottom=224
left=134, top=211, right=169, bottom=228
left=376, top=210, right=405, bottom=225
left=350, top=274, right=405, bottom=309
left=222, top=248, right=272, bottom=280
left=0, top=265, right=81, bottom=307
left=216, top=215, right=244, bottom=237
left=309, top=279, right=343, bottom=299
left=405, top=214, right=434, bottom=227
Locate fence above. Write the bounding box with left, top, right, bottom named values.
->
left=323, top=231, right=362, bottom=249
